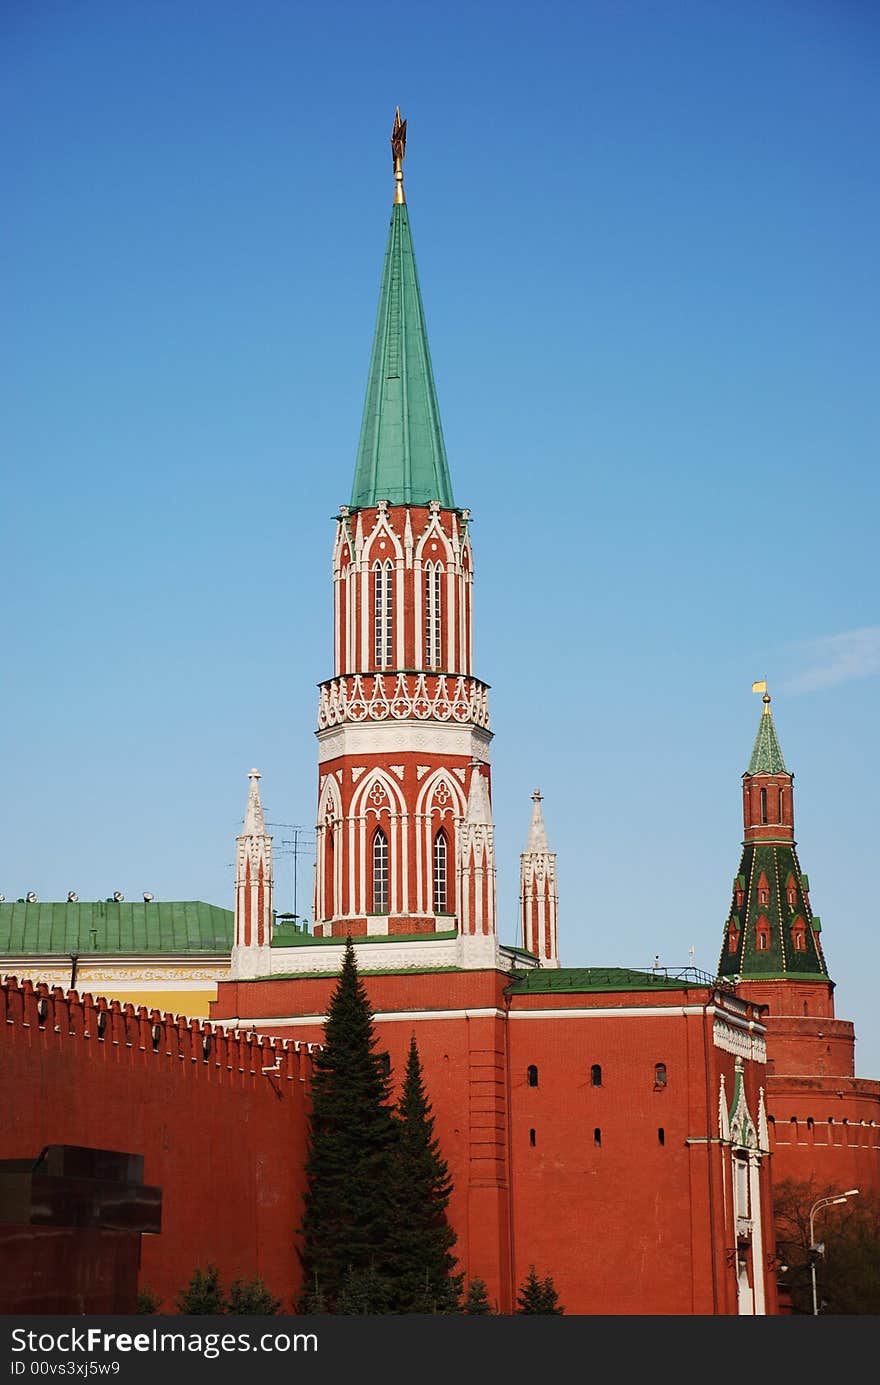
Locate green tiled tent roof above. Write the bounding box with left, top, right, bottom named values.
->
left=0, top=901, right=234, bottom=956
left=350, top=202, right=454, bottom=510
left=748, top=703, right=788, bottom=775
left=717, top=842, right=829, bottom=982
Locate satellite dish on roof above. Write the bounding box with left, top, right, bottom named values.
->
left=26, top=891, right=37, bottom=903
left=113, top=891, right=125, bottom=903
left=0, top=895, right=5, bottom=903
left=67, top=891, right=78, bottom=903
left=143, top=892, right=154, bottom=902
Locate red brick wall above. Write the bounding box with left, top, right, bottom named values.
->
left=215, top=971, right=777, bottom=1315
left=0, top=977, right=313, bottom=1312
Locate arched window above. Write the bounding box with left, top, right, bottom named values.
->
left=591, top=1064, right=602, bottom=1087
left=527, top=1064, right=538, bottom=1088
left=424, top=562, right=442, bottom=668
left=760, top=787, right=768, bottom=824
left=529, top=1128, right=536, bottom=1147
left=373, top=561, right=394, bottom=668
left=324, top=827, right=335, bottom=921
left=433, top=830, right=448, bottom=913
left=654, top=1062, right=667, bottom=1088
left=594, top=1128, right=602, bottom=1147
left=372, top=828, right=389, bottom=913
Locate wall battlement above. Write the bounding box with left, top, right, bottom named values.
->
left=1, top=975, right=318, bottom=1087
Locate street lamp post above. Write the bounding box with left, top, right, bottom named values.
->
left=809, top=1188, right=859, bottom=1316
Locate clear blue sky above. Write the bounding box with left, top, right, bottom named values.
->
left=3, top=3, right=879, bottom=1073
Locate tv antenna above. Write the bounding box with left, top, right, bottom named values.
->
left=267, top=822, right=316, bottom=925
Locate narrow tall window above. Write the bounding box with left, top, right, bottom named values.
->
left=324, top=828, right=335, bottom=921
left=374, top=561, right=394, bottom=668
left=778, top=788, right=784, bottom=822
left=424, top=563, right=442, bottom=668
left=654, top=1062, right=667, bottom=1088
left=760, top=787, right=768, bottom=824
left=433, top=830, right=448, bottom=913
left=658, top=1128, right=665, bottom=1146
left=594, top=1128, right=602, bottom=1147
left=372, top=828, right=389, bottom=913
left=591, top=1064, right=602, bottom=1087
left=527, top=1065, right=538, bottom=1088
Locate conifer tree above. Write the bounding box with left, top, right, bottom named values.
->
left=175, top=1265, right=224, bottom=1315
left=462, top=1276, right=493, bottom=1314
left=225, top=1277, right=282, bottom=1314
left=515, top=1265, right=564, bottom=1315
left=296, top=936, right=398, bottom=1312
left=389, top=1034, right=463, bottom=1312
left=135, top=1284, right=162, bottom=1314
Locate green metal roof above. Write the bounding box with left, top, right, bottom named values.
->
left=747, top=703, right=788, bottom=775
left=350, top=202, right=454, bottom=510
left=0, top=901, right=233, bottom=956
left=507, top=967, right=710, bottom=995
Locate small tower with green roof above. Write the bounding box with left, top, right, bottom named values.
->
left=718, top=691, right=828, bottom=987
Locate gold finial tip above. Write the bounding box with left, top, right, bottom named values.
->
left=762, top=693, right=771, bottom=704
left=391, top=107, right=407, bottom=204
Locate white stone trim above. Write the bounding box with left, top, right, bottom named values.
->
left=317, top=723, right=492, bottom=761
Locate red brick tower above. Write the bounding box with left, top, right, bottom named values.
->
left=718, top=689, right=880, bottom=1191
left=310, top=110, right=498, bottom=968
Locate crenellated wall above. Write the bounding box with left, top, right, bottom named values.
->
left=0, top=976, right=315, bottom=1311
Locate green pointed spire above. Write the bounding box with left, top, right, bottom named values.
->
left=747, top=696, right=788, bottom=775
left=350, top=120, right=454, bottom=511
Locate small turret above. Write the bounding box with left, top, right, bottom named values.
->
left=231, top=769, right=274, bottom=979
left=457, top=759, right=497, bottom=966
left=519, top=790, right=559, bottom=968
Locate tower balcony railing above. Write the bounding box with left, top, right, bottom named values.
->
left=317, top=671, right=491, bottom=730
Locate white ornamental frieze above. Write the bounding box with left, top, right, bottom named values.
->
left=318, top=672, right=490, bottom=730
left=713, top=1015, right=767, bottom=1064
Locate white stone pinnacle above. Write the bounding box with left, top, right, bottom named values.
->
left=242, top=768, right=267, bottom=837
left=525, top=788, right=550, bottom=853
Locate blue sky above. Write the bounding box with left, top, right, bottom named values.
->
left=3, top=2, right=879, bottom=1073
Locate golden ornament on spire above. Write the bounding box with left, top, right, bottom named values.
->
left=391, top=107, right=407, bottom=204
left=752, top=679, right=772, bottom=713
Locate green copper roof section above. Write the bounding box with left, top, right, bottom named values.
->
left=717, top=842, right=829, bottom=982
left=350, top=203, right=454, bottom=510
left=747, top=700, right=788, bottom=775
left=0, top=900, right=233, bottom=956
left=506, top=967, right=717, bottom=995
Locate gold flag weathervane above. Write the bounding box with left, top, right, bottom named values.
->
left=391, top=107, right=407, bottom=204
left=752, top=678, right=771, bottom=712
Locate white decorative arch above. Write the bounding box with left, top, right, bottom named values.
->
left=351, top=767, right=408, bottom=819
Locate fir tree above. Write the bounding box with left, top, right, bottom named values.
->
left=175, top=1265, right=225, bottom=1315
left=515, top=1265, right=564, bottom=1315
left=225, top=1277, right=282, bottom=1314
left=135, top=1284, right=162, bottom=1314
left=462, top=1277, right=493, bottom=1314
left=296, top=936, right=399, bottom=1312
left=389, top=1034, right=463, bottom=1313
